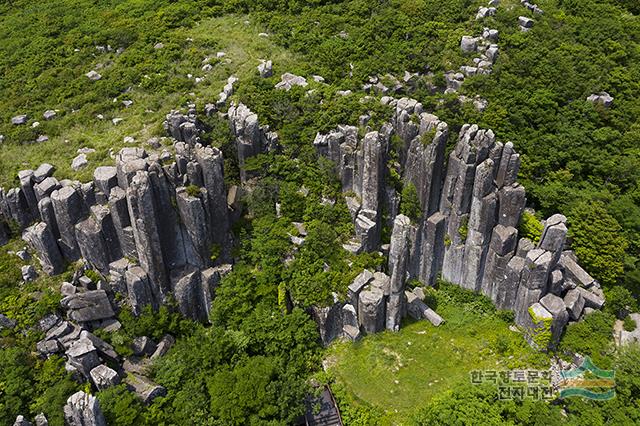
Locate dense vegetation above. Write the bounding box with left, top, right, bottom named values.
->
left=1, top=0, right=639, bottom=424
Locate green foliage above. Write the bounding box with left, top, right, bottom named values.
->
left=623, top=315, right=637, bottom=332
left=527, top=306, right=553, bottom=351
left=97, top=385, right=145, bottom=426
left=518, top=210, right=543, bottom=244
left=420, top=127, right=437, bottom=146
left=152, top=308, right=319, bottom=425
left=434, top=280, right=496, bottom=316
left=605, top=285, right=637, bottom=319
left=83, top=269, right=102, bottom=283
left=413, top=383, right=565, bottom=426
left=400, top=182, right=422, bottom=221
left=496, top=310, right=515, bottom=324
left=0, top=348, right=78, bottom=425
left=457, top=216, right=469, bottom=242
left=277, top=282, right=288, bottom=313
left=413, top=383, right=508, bottom=425
left=559, top=311, right=616, bottom=368
left=569, top=201, right=629, bottom=287
left=331, top=380, right=384, bottom=426
left=209, top=243, right=221, bottom=263
left=185, top=184, right=201, bottom=198
left=118, top=304, right=195, bottom=342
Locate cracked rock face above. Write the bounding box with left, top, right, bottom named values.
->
left=64, top=391, right=107, bottom=426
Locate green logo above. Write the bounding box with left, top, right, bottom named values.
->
left=559, top=357, right=616, bottom=400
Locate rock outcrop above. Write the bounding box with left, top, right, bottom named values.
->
left=3, top=120, right=238, bottom=325
left=312, top=95, right=600, bottom=349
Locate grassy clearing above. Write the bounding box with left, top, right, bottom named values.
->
left=326, top=299, right=549, bottom=423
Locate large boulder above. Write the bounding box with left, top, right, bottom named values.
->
left=65, top=338, right=101, bottom=378
left=63, top=391, right=107, bottom=426
left=563, top=288, right=585, bottom=321
left=90, top=364, right=120, bottom=390
left=460, top=36, right=478, bottom=53
left=125, top=374, right=167, bottom=405
left=61, top=290, right=115, bottom=323
left=13, top=415, right=32, bottom=426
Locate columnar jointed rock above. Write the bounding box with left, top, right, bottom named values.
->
left=93, top=166, right=118, bottom=199
left=171, top=267, right=211, bottom=322
left=127, top=171, right=169, bottom=298
left=539, top=293, right=569, bottom=349
left=176, top=188, right=211, bottom=267
left=125, top=266, right=158, bottom=315
left=228, top=102, right=276, bottom=182
left=415, top=212, right=446, bottom=286
left=440, top=125, right=496, bottom=285
left=514, top=249, right=554, bottom=326
left=164, top=111, right=203, bottom=146
left=310, top=300, right=344, bottom=346
left=63, top=391, right=107, bottom=426
left=195, top=145, right=230, bottom=253
left=22, top=222, right=65, bottom=275
left=403, top=114, right=448, bottom=216
left=358, top=286, right=386, bottom=334
left=342, top=304, right=361, bottom=341
left=75, top=217, right=111, bottom=274
left=51, top=186, right=88, bottom=260
left=461, top=158, right=498, bottom=292
left=537, top=214, right=567, bottom=265
left=481, top=224, right=518, bottom=303
left=386, top=215, right=412, bottom=331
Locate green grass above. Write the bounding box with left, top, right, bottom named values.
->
left=0, top=13, right=302, bottom=188
left=326, top=302, right=549, bottom=423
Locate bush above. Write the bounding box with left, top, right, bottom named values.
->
left=400, top=183, right=422, bottom=221
left=518, top=211, right=543, bottom=244
left=559, top=311, right=616, bottom=367
left=496, top=310, right=515, bottom=324
left=605, top=286, right=637, bottom=319
left=623, top=315, right=637, bottom=332
left=569, top=201, right=629, bottom=287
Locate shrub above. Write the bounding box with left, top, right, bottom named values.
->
left=623, top=316, right=637, bottom=332
left=518, top=211, right=543, bottom=244
left=458, top=216, right=469, bottom=242
left=400, top=182, right=422, bottom=221
left=559, top=311, right=616, bottom=367
left=496, top=310, right=515, bottom=324
left=569, top=201, right=629, bottom=287
left=605, top=286, right=637, bottom=319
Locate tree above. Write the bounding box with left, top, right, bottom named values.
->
left=569, top=201, right=629, bottom=287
